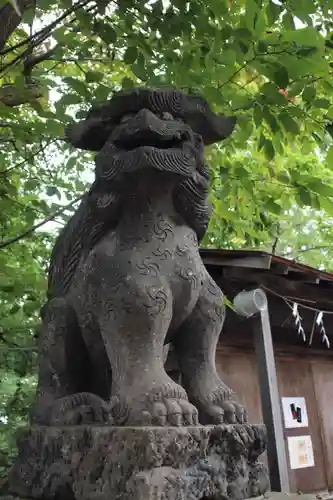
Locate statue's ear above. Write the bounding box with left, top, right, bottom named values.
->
left=65, top=116, right=114, bottom=151
left=202, top=114, right=237, bottom=145
left=176, top=92, right=237, bottom=144
left=184, top=107, right=236, bottom=145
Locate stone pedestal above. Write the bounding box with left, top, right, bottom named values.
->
left=5, top=424, right=269, bottom=500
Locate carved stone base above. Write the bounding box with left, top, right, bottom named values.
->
left=5, top=424, right=269, bottom=500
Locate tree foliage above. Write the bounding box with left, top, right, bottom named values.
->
left=1, top=0, right=333, bottom=477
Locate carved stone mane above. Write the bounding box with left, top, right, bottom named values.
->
left=47, top=88, right=235, bottom=301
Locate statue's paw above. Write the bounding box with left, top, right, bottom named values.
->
left=205, top=399, right=247, bottom=425
left=147, top=397, right=199, bottom=426
left=50, top=392, right=112, bottom=425
left=190, top=378, right=248, bottom=425
left=111, top=383, right=199, bottom=426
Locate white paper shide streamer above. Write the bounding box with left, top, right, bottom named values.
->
left=316, top=311, right=330, bottom=348
left=292, top=302, right=306, bottom=342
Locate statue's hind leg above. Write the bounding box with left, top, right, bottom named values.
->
left=98, top=275, right=199, bottom=426
left=174, top=273, right=247, bottom=425
left=31, top=297, right=110, bottom=425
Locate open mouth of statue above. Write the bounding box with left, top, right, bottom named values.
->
left=113, top=134, right=184, bottom=152
left=110, top=108, right=192, bottom=153
left=95, top=109, right=198, bottom=183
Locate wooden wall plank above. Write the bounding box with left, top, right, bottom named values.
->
left=216, top=347, right=331, bottom=493
left=311, top=360, right=333, bottom=489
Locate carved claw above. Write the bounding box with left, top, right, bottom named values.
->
left=50, top=392, right=112, bottom=425
left=220, top=400, right=247, bottom=424
left=111, top=383, right=199, bottom=427
left=188, top=380, right=248, bottom=425
left=205, top=397, right=247, bottom=425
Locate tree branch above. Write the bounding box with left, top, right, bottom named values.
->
left=0, top=139, right=57, bottom=175
left=23, top=45, right=59, bottom=78
left=0, top=195, right=82, bottom=249
left=0, top=0, right=92, bottom=77
left=282, top=245, right=332, bottom=256
left=0, top=0, right=91, bottom=56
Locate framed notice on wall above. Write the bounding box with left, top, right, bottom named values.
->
left=287, top=435, right=315, bottom=470
left=281, top=397, right=309, bottom=428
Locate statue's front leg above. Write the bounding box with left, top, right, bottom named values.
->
left=174, top=273, right=247, bottom=425
left=98, top=275, right=199, bottom=426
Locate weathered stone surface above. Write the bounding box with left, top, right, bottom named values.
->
left=30, top=88, right=247, bottom=428
left=7, top=424, right=269, bottom=500
left=3, top=88, right=269, bottom=500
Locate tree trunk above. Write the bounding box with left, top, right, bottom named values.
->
left=0, top=0, right=35, bottom=51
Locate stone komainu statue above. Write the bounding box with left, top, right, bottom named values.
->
left=32, top=88, right=246, bottom=427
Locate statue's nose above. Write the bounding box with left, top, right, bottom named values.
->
left=110, top=108, right=191, bottom=150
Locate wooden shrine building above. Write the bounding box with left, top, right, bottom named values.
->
left=168, top=249, right=333, bottom=494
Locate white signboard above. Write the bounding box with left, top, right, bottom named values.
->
left=287, top=435, right=315, bottom=470
left=281, top=397, right=308, bottom=428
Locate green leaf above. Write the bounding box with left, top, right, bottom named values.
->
left=234, top=118, right=253, bottom=142
left=266, top=1, right=282, bottom=26
left=224, top=294, right=236, bottom=311
left=319, top=197, right=333, bottom=215
left=297, top=187, right=312, bottom=207
left=258, top=133, right=266, bottom=151
left=220, top=24, right=232, bottom=40
left=283, top=12, right=295, bottom=30
left=121, top=77, right=135, bottom=89
left=21, top=7, right=35, bottom=24
left=76, top=8, right=92, bottom=28
left=124, top=46, right=138, bottom=65
left=85, top=71, right=104, bottom=83
left=327, top=106, right=333, bottom=120
left=307, top=181, right=333, bottom=197
left=94, top=85, right=111, bottom=102
left=289, top=0, right=317, bottom=16
left=66, top=157, right=77, bottom=170
left=302, top=86, right=316, bottom=103
left=257, top=40, right=268, bottom=53
left=46, top=186, right=59, bottom=197
left=277, top=172, right=291, bottom=184
left=288, top=81, right=305, bottom=98
left=260, top=82, right=286, bottom=105
left=253, top=10, right=266, bottom=37
left=63, top=77, right=90, bottom=98
left=283, top=28, right=324, bottom=49
left=262, top=107, right=279, bottom=133
left=312, top=99, right=330, bottom=109
left=131, top=53, right=147, bottom=81
left=327, top=147, right=333, bottom=168
left=273, top=66, right=289, bottom=90
left=278, top=112, right=300, bottom=134
left=56, top=93, right=82, bottom=108
left=266, top=200, right=281, bottom=214
left=47, top=120, right=65, bottom=136
left=327, top=123, right=333, bottom=139
left=233, top=28, right=252, bottom=40
left=75, top=110, right=88, bottom=119
left=264, top=139, right=275, bottom=161
left=98, top=23, right=117, bottom=44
